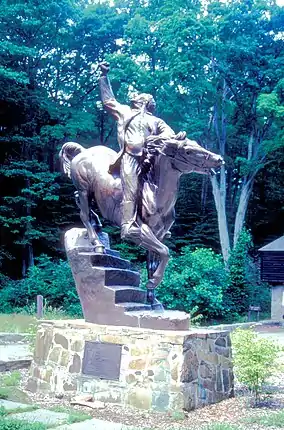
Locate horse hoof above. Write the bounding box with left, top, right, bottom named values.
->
left=146, top=289, right=155, bottom=304
left=94, top=244, right=105, bottom=254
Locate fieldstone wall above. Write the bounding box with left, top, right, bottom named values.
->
left=27, top=320, right=233, bottom=411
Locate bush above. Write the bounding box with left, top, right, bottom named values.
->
left=0, top=255, right=82, bottom=317
left=156, top=247, right=227, bottom=319
left=226, top=229, right=270, bottom=316
left=231, top=328, right=280, bottom=403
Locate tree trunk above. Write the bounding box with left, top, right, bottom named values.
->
left=233, top=177, right=254, bottom=246
left=210, top=173, right=231, bottom=264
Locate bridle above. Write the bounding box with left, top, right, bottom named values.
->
left=158, top=140, right=212, bottom=173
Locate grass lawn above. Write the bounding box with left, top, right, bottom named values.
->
left=0, top=314, right=36, bottom=334
left=0, top=311, right=79, bottom=334
left=243, top=410, right=284, bottom=428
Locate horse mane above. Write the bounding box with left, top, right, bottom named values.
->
left=59, top=142, right=84, bottom=178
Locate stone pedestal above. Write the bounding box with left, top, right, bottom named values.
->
left=271, top=285, right=284, bottom=321
left=27, top=320, right=234, bottom=411
left=65, top=228, right=190, bottom=330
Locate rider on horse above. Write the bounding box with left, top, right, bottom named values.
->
left=99, top=62, right=176, bottom=240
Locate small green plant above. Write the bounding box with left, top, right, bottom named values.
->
left=0, top=389, right=9, bottom=400
left=231, top=328, right=280, bottom=403
left=243, top=410, right=284, bottom=427
left=169, top=410, right=186, bottom=421
left=0, top=418, right=47, bottom=430
left=68, top=412, right=91, bottom=424
left=0, top=408, right=7, bottom=418
left=50, top=406, right=91, bottom=424
left=203, top=425, right=240, bottom=430
left=0, top=371, right=21, bottom=387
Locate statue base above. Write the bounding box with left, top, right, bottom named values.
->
left=65, top=228, right=190, bottom=331
left=27, top=320, right=234, bottom=411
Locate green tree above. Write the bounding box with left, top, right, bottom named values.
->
left=156, top=246, right=227, bottom=318
left=110, top=0, right=284, bottom=263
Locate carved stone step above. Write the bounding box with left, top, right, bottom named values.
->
left=106, top=286, right=147, bottom=304
left=90, top=254, right=131, bottom=270
left=115, top=302, right=152, bottom=312
left=104, top=268, right=140, bottom=288
left=78, top=249, right=120, bottom=258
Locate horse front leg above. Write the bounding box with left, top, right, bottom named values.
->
left=140, top=224, right=169, bottom=285
left=77, top=190, right=105, bottom=253
left=122, top=222, right=169, bottom=306
left=146, top=251, right=159, bottom=279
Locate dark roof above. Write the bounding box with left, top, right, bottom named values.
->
left=259, top=236, right=284, bottom=252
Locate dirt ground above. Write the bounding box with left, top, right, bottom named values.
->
left=14, top=368, right=284, bottom=430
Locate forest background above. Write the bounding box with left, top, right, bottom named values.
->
left=0, top=0, right=283, bottom=322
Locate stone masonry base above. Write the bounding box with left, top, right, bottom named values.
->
left=27, top=320, right=234, bottom=411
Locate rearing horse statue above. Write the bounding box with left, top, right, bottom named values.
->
left=59, top=136, right=223, bottom=303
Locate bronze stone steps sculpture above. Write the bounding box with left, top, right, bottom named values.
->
left=65, top=228, right=190, bottom=330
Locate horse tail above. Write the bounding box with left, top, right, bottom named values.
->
left=59, top=142, right=85, bottom=179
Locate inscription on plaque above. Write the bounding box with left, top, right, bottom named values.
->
left=82, top=341, right=122, bottom=380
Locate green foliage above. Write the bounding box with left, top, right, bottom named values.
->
left=202, top=425, right=239, bottom=430
left=231, top=328, right=280, bottom=403
left=0, top=0, right=283, bottom=319
left=0, top=314, right=36, bottom=333
left=0, top=255, right=82, bottom=317
left=157, top=247, right=227, bottom=319
left=50, top=407, right=91, bottom=424
left=0, top=418, right=47, bottom=430
left=226, top=229, right=270, bottom=316
left=0, top=372, right=21, bottom=388
left=227, top=229, right=252, bottom=314
left=0, top=391, right=8, bottom=401
left=244, top=410, right=284, bottom=428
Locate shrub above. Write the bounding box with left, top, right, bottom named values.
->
left=156, top=247, right=227, bottom=319
left=226, top=229, right=270, bottom=316
left=0, top=255, right=82, bottom=317
left=231, top=328, right=280, bottom=403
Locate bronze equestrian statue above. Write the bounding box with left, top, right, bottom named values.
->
left=59, top=62, right=224, bottom=304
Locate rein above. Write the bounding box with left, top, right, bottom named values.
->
left=159, top=140, right=212, bottom=173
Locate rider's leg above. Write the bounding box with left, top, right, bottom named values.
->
left=120, top=154, right=140, bottom=240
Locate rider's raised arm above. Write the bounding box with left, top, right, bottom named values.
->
left=99, top=74, right=129, bottom=121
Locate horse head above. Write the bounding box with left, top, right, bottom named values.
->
left=159, top=137, right=224, bottom=174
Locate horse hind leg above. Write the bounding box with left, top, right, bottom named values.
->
left=77, top=190, right=105, bottom=253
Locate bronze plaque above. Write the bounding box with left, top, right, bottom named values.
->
left=82, top=341, right=122, bottom=380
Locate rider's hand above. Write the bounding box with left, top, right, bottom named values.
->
left=175, top=131, right=187, bottom=140
left=99, top=62, right=110, bottom=76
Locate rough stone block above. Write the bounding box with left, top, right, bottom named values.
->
left=55, top=333, right=69, bottom=350
left=69, top=353, right=81, bottom=374
left=29, top=320, right=233, bottom=412
left=34, top=328, right=53, bottom=364
left=49, top=346, right=62, bottom=364
left=127, top=388, right=152, bottom=410
left=152, top=391, right=170, bottom=411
